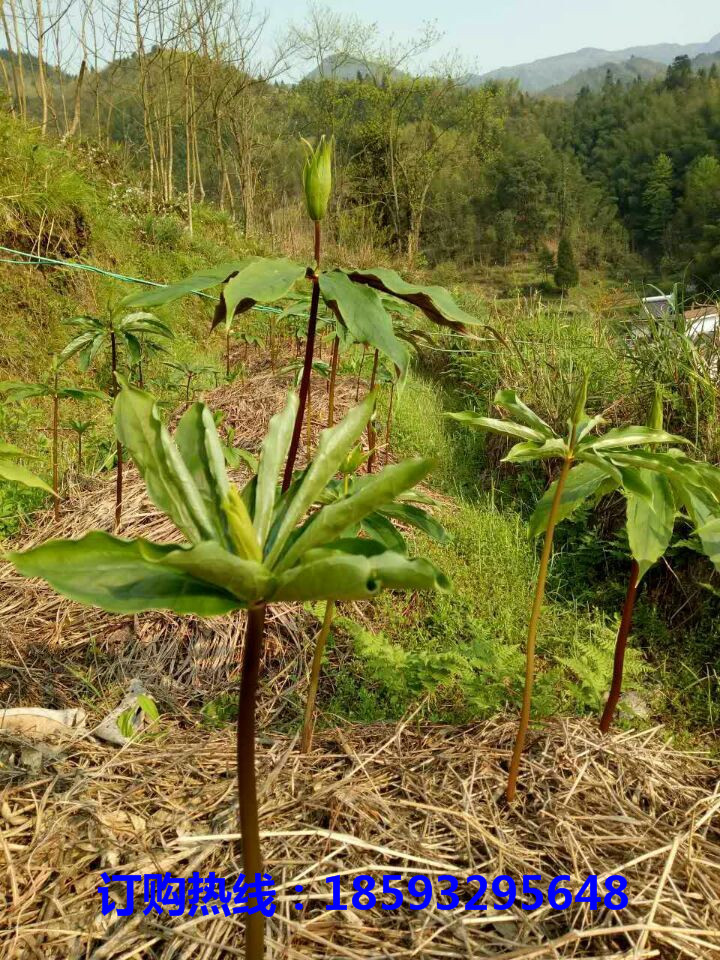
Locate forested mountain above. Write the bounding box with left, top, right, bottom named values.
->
left=1, top=6, right=719, bottom=291
left=472, top=31, right=720, bottom=92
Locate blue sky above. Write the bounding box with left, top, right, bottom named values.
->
left=269, top=0, right=720, bottom=75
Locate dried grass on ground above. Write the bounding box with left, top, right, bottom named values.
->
left=1, top=364, right=719, bottom=959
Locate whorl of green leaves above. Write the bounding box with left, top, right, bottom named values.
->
left=9, top=384, right=449, bottom=614
left=448, top=385, right=720, bottom=577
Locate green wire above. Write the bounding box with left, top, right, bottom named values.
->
left=0, top=244, right=283, bottom=314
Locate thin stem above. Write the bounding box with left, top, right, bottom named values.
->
left=77, top=434, right=82, bottom=474
left=301, top=599, right=335, bottom=753
left=506, top=455, right=572, bottom=803
left=366, top=349, right=379, bottom=474
left=384, top=383, right=395, bottom=466
left=52, top=385, right=59, bottom=522
left=111, top=331, right=122, bottom=530
left=599, top=559, right=640, bottom=734
left=282, top=221, right=321, bottom=492
left=226, top=328, right=231, bottom=378
left=355, top=345, right=367, bottom=402
left=236, top=603, right=267, bottom=960
left=327, top=335, right=340, bottom=427
left=306, top=364, right=313, bottom=453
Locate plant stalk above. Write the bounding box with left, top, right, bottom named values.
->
left=111, top=331, right=123, bottom=530
left=52, top=381, right=59, bottom=522
left=282, top=221, right=321, bottom=492
left=355, top=345, right=366, bottom=401
left=226, top=328, right=231, bottom=378
left=599, top=559, right=640, bottom=734
left=300, top=599, right=335, bottom=753
left=506, top=455, right=572, bottom=803
left=327, top=335, right=340, bottom=427
left=384, top=383, right=395, bottom=466
left=77, top=433, right=82, bottom=474
left=236, top=603, right=267, bottom=960
left=366, top=349, right=379, bottom=474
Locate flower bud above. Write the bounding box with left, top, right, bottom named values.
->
left=301, top=135, right=333, bottom=222
left=647, top=384, right=663, bottom=431
left=570, top=369, right=589, bottom=428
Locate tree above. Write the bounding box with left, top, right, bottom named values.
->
left=642, top=154, right=674, bottom=251
left=554, top=232, right=579, bottom=291
left=9, top=382, right=449, bottom=960
left=538, top=244, right=555, bottom=280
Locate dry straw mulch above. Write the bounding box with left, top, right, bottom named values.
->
left=0, top=718, right=718, bottom=960
left=1, top=364, right=719, bottom=959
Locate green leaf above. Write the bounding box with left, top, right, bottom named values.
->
left=271, top=549, right=448, bottom=602
left=346, top=268, right=479, bottom=331
left=378, top=502, right=450, bottom=544
left=319, top=270, right=409, bottom=376
left=213, top=258, right=305, bottom=330
left=175, top=403, right=231, bottom=547
left=580, top=426, right=689, bottom=451
left=0, top=460, right=55, bottom=494
left=265, top=392, right=376, bottom=566
left=694, top=517, right=720, bottom=571
left=157, top=540, right=271, bottom=602
left=254, top=392, right=299, bottom=547
left=136, top=694, right=159, bottom=723
left=360, top=512, right=407, bottom=553
left=493, top=389, right=555, bottom=438
left=8, top=533, right=240, bottom=615
left=0, top=441, right=34, bottom=458
left=626, top=471, right=676, bottom=579
left=503, top=438, right=568, bottom=463
left=114, top=379, right=217, bottom=543
left=446, top=411, right=547, bottom=442
left=57, top=330, right=97, bottom=365
left=57, top=387, right=107, bottom=402
left=0, top=381, right=49, bottom=400
left=274, top=458, right=433, bottom=572
left=529, top=462, right=610, bottom=538
left=118, top=261, right=252, bottom=311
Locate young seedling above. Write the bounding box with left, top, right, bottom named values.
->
left=60, top=310, right=173, bottom=527
left=162, top=359, right=217, bottom=403
left=9, top=382, right=448, bottom=960
left=64, top=419, right=92, bottom=475
left=0, top=361, right=105, bottom=521
left=448, top=374, right=690, bottom=802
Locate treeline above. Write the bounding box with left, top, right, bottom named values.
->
left=0, top=0, right=718, bottom=287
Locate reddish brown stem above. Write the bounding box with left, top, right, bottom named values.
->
left=236, top=604, right=267, bottom=960
left=52, top=384, right=59, bottom=522
left=599, top=560, right=640, bottom=734
left=366, top=349, right=379, bottom=474
left=282, top=221, right=321, bottom=492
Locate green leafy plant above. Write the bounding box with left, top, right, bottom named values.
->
left=0, top=360, right=105, bottom=521
left=447, top=374, right=693, bottom=801
left=8, top=381, right=448, bottom=960
left=117, top=138, right=481, bottom=496
left=64, top=419, right=93, bottom=475
left=162, top=359, right=218, bottom=403
left=526, top=385, right=720, bottom=732
left=59, top=310, right=174, bottom=527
